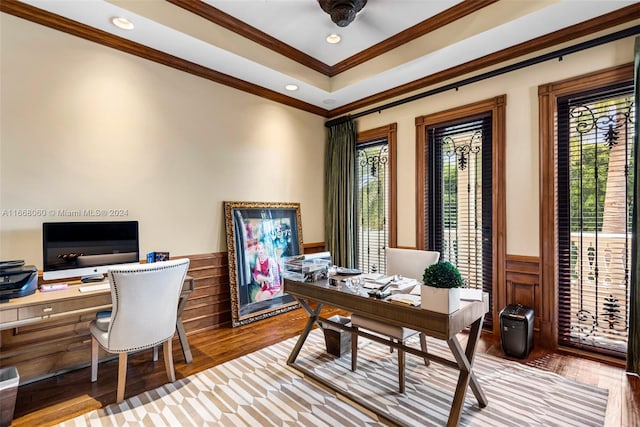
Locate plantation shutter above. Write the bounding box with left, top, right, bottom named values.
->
left=426, top=115, right=493, bottom=327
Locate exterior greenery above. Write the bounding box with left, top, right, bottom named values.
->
left=569, top=97, right=634, bottom=233
left=569, top=141, right=611, bottom=232
left=422, top=261, right=464, bottom=288
left=357, top=144, right=386, bottom=232
left=443, top=160, right=457, bottom=228
left=358, top=177, right=384, bottom=230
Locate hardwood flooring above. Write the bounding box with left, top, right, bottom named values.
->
left=9, top=306, right=640, bottom=427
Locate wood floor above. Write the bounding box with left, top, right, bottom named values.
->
left=10, top=305, right=640, bottom=427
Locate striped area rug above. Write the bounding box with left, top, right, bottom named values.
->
left=58, top=329, right=608, bottom=427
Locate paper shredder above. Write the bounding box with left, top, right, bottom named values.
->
left=499, top=304, right=534, bottom=358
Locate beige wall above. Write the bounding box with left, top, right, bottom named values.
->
left=353, top=32, right=636, bottom=257
left=0, top=15, right=326, bottom=267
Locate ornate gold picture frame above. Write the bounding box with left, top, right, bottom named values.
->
left=224, top=201, right=303, bottom=326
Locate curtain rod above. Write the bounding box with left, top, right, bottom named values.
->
left=325, top=24, right=640, bottom=128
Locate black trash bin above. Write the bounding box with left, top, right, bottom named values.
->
left=321, top=315, right=351, bottom=357
left=499, top=304, right=534, bottom=358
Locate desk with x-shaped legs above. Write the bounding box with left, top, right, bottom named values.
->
left=285, top=278, right=489, bottom=427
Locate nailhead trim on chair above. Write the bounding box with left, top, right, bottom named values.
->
left=106, top=259, right=189, bottom=352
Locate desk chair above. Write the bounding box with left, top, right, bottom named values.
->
left=89, top=258, right=190, bottom=403
left=350, top=248, right=439, bottom=393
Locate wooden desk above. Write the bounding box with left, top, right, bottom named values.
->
left=284, top=278, right=489, bottom=427
left=0, top=276, right=194, bottom=363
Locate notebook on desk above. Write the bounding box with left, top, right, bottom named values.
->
left=387, top=293, right=421, bottom=306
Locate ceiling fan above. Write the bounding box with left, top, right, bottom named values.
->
left=318, top=0, right=367, bottom=27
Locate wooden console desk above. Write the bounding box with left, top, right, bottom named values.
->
left=0, top=276, right=194, bottom=365
left=285, top=278, right=489, bottom=427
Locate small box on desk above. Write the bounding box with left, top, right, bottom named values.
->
left=283, top=252, right=331, bottom=282
left=146, top=252, right=170, bottom=263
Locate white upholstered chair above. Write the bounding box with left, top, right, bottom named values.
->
left=350, top=248, right=439, bottom=393
left=90, top=258, right=190, bottom=403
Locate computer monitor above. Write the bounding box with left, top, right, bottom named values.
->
left=42, top=221, right=139, bottom=282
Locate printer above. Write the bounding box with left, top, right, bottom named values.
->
left=0, top=260, right=38, bottom=301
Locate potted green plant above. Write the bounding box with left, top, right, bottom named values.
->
left=421, top=261, right=464, bottom=313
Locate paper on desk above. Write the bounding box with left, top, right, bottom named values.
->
left=387, top=294, right=421, bottom=306
left=363, top=276, right=393, bottom=289
left=389, top=278, right=419, bottom=292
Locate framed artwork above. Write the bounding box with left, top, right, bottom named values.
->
left=224, top=201, right=303, bottom=326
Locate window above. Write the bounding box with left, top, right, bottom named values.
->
left=426, top=116, right=493, bottom=325
left=428, top=117, right=492, bottom=284
left=416, top=96, right=506, bottom=332
left=356, top=124, right=397, bottom=274
left=539, top=64, right=634, bottom=356
left=557, top=83, right=634, bottom=356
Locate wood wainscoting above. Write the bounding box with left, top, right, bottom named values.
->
left=505, top=255, right=542, bottom=343
left=0, top=242, right=326, bottom=383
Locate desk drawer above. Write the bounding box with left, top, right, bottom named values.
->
left=0, top=309, right=18, bottom=323
left=18, top=294, right=112, bottom=320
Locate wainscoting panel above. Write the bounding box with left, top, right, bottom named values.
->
left=505, top=255, right=541, bottom=338
left=180, top=252, right=231, bottom=335
left=303, top=242, right=326, bottom=254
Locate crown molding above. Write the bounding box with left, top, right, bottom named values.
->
left=168, top=0, right=496, bottom=77
left=0, top=0, right=329, bottom=117
left=167, top=0, right=333, bottom=76
left=327, top=3, right=640, bottom=117
left=330, top=0, right=498, bottom=75
left=2, top=1, right=639, bottom=119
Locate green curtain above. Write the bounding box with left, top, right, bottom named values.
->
left=628, top=37, right=640, bottom=375
left=324, top=118, right=357, bottom=268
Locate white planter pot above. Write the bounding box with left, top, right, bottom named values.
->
left=420, top=286, right=460, bottom=314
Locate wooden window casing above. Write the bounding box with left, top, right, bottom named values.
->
left=356, top=124, right=397, bottom=273
left=539, top=63, right=634, bottom=350
left=416, top=96, right=506, bottom=336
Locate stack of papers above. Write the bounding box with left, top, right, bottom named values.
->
left=389, top=278, right=419, bottom=292
left=363, top=275, right=393, bottom=289
left=362, top=275, right=420, bottom=291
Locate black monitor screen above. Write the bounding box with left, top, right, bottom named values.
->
left=42, top=221, right=139, bottom=279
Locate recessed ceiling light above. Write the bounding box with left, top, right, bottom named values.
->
left=285, top=84, right=299, bottom=91
left=111, top=17, right=134, bottom=30
left=326, top=34, right=341, bottom=44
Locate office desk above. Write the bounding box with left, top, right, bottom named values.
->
left=0, top=276, right=194, bottom=363
left=284, top=278, right=489, bottom=427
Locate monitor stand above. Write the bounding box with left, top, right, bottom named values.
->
left=81, top=274, right=106, bottom=283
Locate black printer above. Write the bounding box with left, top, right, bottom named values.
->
left=0, top=260, right=38, bottom=301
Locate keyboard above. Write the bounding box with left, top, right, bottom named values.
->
left=78, top=282, right=111, bottom=292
